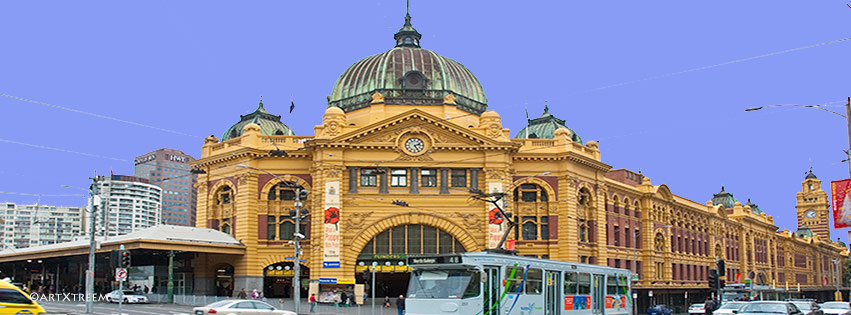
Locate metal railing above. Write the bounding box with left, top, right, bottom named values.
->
left=145, top=294, right=402, bottom=314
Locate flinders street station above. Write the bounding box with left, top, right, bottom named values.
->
left=0, top=8, right=846, bottom=310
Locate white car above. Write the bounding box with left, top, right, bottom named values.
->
left=714, top=302, right=747, bottom=315
left=193, top=300, right=296, bottom=315
left=690, top=304, right=707, bottom=314
left=819, top=302, right=851, bottom=315
left=105, top=290, right=148, bottom=304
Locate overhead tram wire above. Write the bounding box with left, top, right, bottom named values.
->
left=0, top=93, right=200, bottom=138
left=0, top=137, right=128, bottom=162
left=566, top=36, right=851, bottom=96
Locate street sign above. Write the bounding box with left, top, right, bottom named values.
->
left=115, top=268, right=127, bottom=282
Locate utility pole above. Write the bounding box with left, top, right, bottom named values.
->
left=168, top=250, right=174, bottom=303
left=371, top=262, right=377, bottom=315
left=293, top=186, right=305, bottom=315
left=845, top=97, right=851, bottom=178
left=85, top=172, right=99, bottom=314
left=834, top=259, right=841, bottom=301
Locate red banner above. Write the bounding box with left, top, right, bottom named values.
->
left=832, top=179, right=851, bottom=228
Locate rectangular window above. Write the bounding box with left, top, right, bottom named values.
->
left=577, top=273, right=591, bottom=295
left=521, top=191, right=537, bottom=202
left=392, top=226, right=405, bottom=254
left=421, top=169, right=437, bottom=187
left=526, top=268, right=543, bottom=295
left=625, top=228, right=631, bottom=247
left=505, top=266, right=524, bottom=294
left=390, top=169, right=407, bottom=187
left=450, top=169, right=467, bottom=187
left=540, top=216, right=549, bottom=240
left=614, top=226, right=620, bottom=246
left=267, top=216, right=276, bottom=240
left=522, top=217, right=538, bottom=240
left=607, top=275, right=618, bottom=295
left=360, top=169, right=378, bottom=187
left=564, top=272, right=578, bottom=294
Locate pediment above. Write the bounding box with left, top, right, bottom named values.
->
left=333, top=109, right=504, bottom=149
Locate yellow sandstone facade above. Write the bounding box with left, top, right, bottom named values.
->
left=191, top=11, right=847, bottom=305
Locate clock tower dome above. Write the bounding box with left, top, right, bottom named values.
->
left=796, top=169, right=830, bottom=240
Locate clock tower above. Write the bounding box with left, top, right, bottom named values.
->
left=796, top=169, right=831, bottom=240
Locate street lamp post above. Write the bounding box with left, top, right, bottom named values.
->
left=85, top=173, right=100, bottom=314
left=834, top=259, right=841, bottom=301
left=237, top=164, right=306, bottom=314
left=746, top=97, right=851, bottom=178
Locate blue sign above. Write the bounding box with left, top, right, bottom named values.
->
left=284, top=257, right=307, bottom=262
left=319, top=278, right=337, bottom=284
left=323, top=261, right=341, bottom=268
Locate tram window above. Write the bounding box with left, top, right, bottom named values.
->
left=526, top=268, right=542, bottom=295
left=618, top=275, right=629, bottom=295
left=564, top=272, right=578, bottom=294
left=462, top=271, right=480, bottom=298
left=505, top=266, right=525, bottom=294
left=577, top=273, right=591, bottom=295
left=607, top=275, right=618, bottom=295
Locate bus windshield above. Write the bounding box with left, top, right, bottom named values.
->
left=407, top=269, right=479, bottom=299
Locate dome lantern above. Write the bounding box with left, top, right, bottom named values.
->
left=222, top=98, right=294, bottom=141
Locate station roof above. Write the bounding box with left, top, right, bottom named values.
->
left=0, top=225, right=245, bottom=263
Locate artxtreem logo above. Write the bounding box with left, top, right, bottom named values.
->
left=30, top=293, right=108, bottom=302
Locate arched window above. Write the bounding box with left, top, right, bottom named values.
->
left=655, top=233, right=665, bottom=251
left=221, top=218, right=231, bottom=235
left=578, top=188, right=591, bottom=207
left=359, top=224, right=465, bottom=256
left=514, top=184, right=548, bottom=202
left=512, top=183, right=550, bottom=240
left=267, top=215, right=308, bottom=240
left=268, top=182, right=302, bottom=201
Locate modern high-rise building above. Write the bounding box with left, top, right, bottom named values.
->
left=134, top=148, right=197, bottom=226
left=0, top=202, right=85, bottom=249
left=84, top=175, right=162, bottom=237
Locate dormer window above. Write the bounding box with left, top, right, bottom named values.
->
left=402, top=71, right=426, bottom=90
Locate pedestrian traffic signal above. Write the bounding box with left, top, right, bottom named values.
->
left=717, top=260, right=726, bottom=276
left=709, top=270, right=719, bottom=291
left=720, top=279, right=726, bottom=289
left=120, top=250, right=131, bottom=268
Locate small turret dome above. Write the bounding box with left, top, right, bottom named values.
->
left=222, top=100, right=294, bottom=140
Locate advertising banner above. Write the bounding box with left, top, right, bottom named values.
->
left=323, top=181, right=341, bottom=268
left=832, top=179, right=851, bottom=228
left=487, top=182, right=505, bottom=249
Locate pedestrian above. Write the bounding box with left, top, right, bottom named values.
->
left=237, top=288, right=248, bottom=299
left=396, top=295, right=405, bottom=315
left=151, top=285, right=158, bottom=294
left=251, top=289, right=261, bottom=300
left=704, top=298, right=715, bottom=315
left=384, top=296, right=391, bottom=307
left=341, top=291, right=348, bottom=308
left=309, top=293, right=317, bottom=313
left=143, top=285, right=149, bottom=294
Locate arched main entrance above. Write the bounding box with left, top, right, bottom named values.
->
left=355, top=224, right=467, bottom=299
left=263, top=262, right=309, bottom=298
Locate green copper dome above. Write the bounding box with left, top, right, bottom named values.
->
left=222, top=100, right=294, bottom=141
left=711, top=186, right=738, bottom=209
left=328, top=12, right=487, bottom=114
left=745, top=198, right=764, bottom=215
left=513, top=105, right=582, bottom=142
left=794, top=226, right=813, bottom=238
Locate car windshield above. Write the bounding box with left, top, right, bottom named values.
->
left=719, top=303, right=746, bottom=310
left=205, top=300, right=232, bottom=308
left=740, top=303, right=788, bottom=313
left=407, top=269, right=479, bottom=299
left=792, top=303, right=812, bottom=311
left=822, top=302, right=850, bottom=310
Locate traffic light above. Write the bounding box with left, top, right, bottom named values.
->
left=709, top=269, right=719, bottom=291
left=717, top=260, right=726, bottom=276
left=720, top=279, right=726, bottom=289
left=120, top=250, right=131, bottom=268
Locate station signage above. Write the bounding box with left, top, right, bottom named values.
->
left=407, top=255, right=461, bottom=265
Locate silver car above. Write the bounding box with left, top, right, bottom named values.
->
left=105, top=290, right=148, bottom=304
left=819, top=302, right=851, bottom=315
left=714, top=302, right=747, bottom=315
left=193, top=300, right=296, bottom=315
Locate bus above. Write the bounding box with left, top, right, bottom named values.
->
left=405, top=251, right=633, bottom=315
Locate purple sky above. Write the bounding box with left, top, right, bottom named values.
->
left=1, top=1, right=849, bottom=241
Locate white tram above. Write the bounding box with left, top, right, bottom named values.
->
left=406, top=252, right=633, bottom=315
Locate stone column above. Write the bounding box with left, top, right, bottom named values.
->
left=348, top=167, right=358, bottom=193
left=409, top=167, right=419, bottom=194
left=379, top=167, right=389, bottom=194
left=439, top=168, right=449, bottom=194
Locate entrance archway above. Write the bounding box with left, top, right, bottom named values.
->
left=214, top=264, right=234, bottom=297
left=356, top=224, right=467, bottom=298
left=263, top=262, right=309, bottom=298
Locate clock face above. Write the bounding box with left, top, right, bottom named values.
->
left=806, top=210, right=817, bottom=219
left=405, top=137, right=425, bottom=153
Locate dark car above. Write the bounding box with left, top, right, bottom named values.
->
left=735, top=301, right=803, bottom=315
left=791, top=301, right=824, bottom=315
left=649, top=304, right=674, bottom=315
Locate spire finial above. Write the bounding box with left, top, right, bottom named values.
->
left=394, top=0, right=421, bottom=47
left=259, top=95, right=264, bottom=108
left=544, top=100, right=549, bottom=113
left=406, top=0, right=410, bottom=17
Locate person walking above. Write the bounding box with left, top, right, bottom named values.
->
left=704, top=298, right=715, bottom=315
left=309, top=293, right=317, bottom=313
left=237, top=288, right=247, bottom=299
left=251, top=289, right=261, bottom=300
left=396, top=295, right=405, bottom=315
left=340, top=291, right=348, bottom=308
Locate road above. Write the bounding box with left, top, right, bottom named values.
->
left=40, top=300, right=197, bottom=315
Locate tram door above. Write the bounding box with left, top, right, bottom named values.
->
left=483, top=266, right=501, bottom=315
left=545, top=270, right=561, bottom=315
left=593, top=274, right=606, bottom=315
